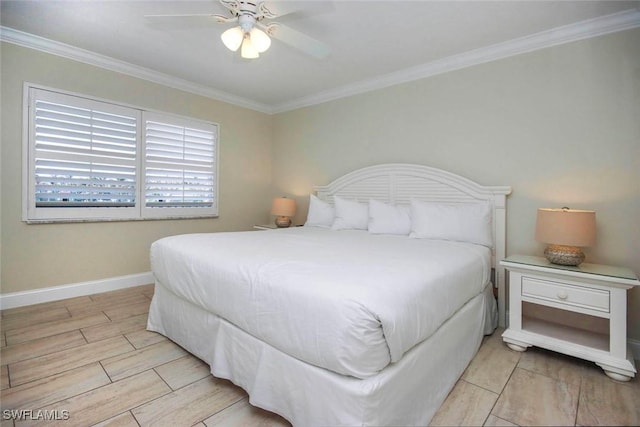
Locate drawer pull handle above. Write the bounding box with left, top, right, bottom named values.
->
left=557, top=291, right=568, bottom=300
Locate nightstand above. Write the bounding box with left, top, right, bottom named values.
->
left=501, top=255, right=639, bottom=381
left=253, top=224, right=279, bottom=230
left=253, top=224, right=301, bottom=230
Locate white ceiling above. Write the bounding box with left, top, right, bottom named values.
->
left=1, top=1, right=639, bottom=113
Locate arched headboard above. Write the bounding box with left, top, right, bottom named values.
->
left=314, top=163, right=512, bottom=327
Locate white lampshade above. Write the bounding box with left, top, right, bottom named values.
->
left=241, top=36, right=259, bottom=59
left=271, top=197, right=296, bottom=217
left=249, top=27, right=271, bottom=53
left=221, top=26, right=243, bottom=51
left=535, top=208, right=596, bottom=266
left=271, top=197, right=296, bottom=228
left=535, top=208, right=596, bottom=247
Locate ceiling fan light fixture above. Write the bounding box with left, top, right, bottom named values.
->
left=250, top=27, right=271, bottom=53
left=221, top=26, right=243, bottom=51
left=241, top=35, right=259, bottom=59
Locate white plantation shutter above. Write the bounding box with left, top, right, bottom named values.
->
left=143, top=113, right=217, bottom=215
left=33, top=96, right=138, bottom=208
left=24, top=85, right=219, bottom=222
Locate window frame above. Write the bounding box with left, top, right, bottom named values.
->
left=22, top=83, right=220, bottom=223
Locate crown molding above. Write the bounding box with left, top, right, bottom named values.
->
left=2, top=8, right=639, bottom=115
left=271, top=8, right=640, bottom=113
left=0, top=26, right=274, bottom=114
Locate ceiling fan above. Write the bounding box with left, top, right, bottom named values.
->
left=145, top=0, right=331, bottom=60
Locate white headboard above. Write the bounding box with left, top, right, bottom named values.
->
left=314, top=163, right=512, bottom=327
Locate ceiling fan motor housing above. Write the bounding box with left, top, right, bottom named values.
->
left=237, top=1, right=260, bottom=33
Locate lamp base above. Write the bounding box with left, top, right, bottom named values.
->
left=544, top=244, right=585, bottom=266
left=275, top=216, right=291, bottom=228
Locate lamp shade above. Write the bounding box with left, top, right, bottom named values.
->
left=249, top=27, right=271, bottom=53
left=221, top=26, right=243, bottom=51
left=535, top=208, right=596, bottom=247
left=271, top=197, right=296, bottom=217
left=240, top=36, right=259, bottom=59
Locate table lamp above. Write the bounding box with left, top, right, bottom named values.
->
left=271, top=197, right=296, bottom=228
left=535, top=207, right=596, bottom=266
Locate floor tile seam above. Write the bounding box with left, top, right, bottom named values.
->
left=6, top=362, right=13, bottom=388
left=458, top=378, right=501, bottom=399
left=0, top=330, right=89, bottom=367
left=152, top=365, right=175, bottom=391
left=11, top=333, right=132, bottom=365
left=463, top=377, right=503, bottom=427
left=486, top=358, right=521, bottom=426
left=98, top=359, right=115, bottom=385
left=5, top=314, right=112, bottom=345
left=80, top=319, right=149, bottom=343
left=482, top=414, right=518, bottom=426
left=121, top=331, right=144, bottom=351
left=8, top=357, right=112, bottom=389
left=0, top=304, right=69, bottom=320
left=78, top=327, right=92, bottom=344
left=0, top=306, right=71, bottom=332
left=103, top=309, right=151, bottom=324
left=514, top=364, right=578, bottom=389
left=70, top=301, right=149, bottom=319
left=472, top=349, right=521, bottom=396
left=152, top=362, right=212, bottom=392
left=96, top=410, right=143, bottom=427
left=127, top=371, right=186, bottom=426
left=2, top=362, right=113, bottom=410
left=573, top=377, right=583, bottom=427
left=185, top=388, right=247, bottom=426
left=101, top=342, right=189, bottom=383
left=130, top=376, right=246, bottom=426
left=102, top=309, right=115, bottom=322
left=197, top=394, right=247, bottom=426
left=202, top=397, right=246, bottom=426
left=8, top=336, right=137, bottom=387
left=88, top=290, right=151, bottom=305
left=0, top=312, right=74, bottom=335
left=84, top=379, right=171, bottom=427
left=514, top=365, right=582, bottom=426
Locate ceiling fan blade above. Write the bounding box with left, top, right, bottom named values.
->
left=220, top=0, right=241, bottom=14
left=264, top=22, right=330, bottom=59
left=259, top=1, right=334, bottom=20
left=145, top=13, right=235, bottom=24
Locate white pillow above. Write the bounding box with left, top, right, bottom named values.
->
left=409, top=200, right=493, bottom=247
left=331, top=196, right=369, bottom=230
left=368, top=199, right=411, bottom=235
left=304, top=194, right=334, bottom=228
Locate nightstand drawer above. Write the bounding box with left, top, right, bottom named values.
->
left=521, top=276, right=610, bottom=313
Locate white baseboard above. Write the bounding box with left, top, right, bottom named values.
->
left=0, top=272, right=154, bottom=310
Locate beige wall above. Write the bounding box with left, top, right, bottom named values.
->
left=272, top=29, right=640, bottom=340
left=2, top=29, right=639, bottom=340
left=1, top=43, right=273, bottom=293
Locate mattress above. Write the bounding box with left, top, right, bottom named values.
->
left=150, top=226, right=491, bottom=379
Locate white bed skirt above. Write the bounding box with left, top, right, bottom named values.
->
left=147, top=282, right=496, bottom=426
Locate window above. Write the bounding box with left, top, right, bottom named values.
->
left=23, top=85, right=218, bottom=222
left=142, top=113, right=217, bottom=218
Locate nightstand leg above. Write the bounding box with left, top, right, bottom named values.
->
left=601, top=367, right=632, bottom=382
left=506, top=342, right=528, bottom=352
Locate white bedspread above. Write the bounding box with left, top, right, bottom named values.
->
left=150, top=226, right=491, bottom=379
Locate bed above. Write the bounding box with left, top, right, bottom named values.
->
left=147, top=163, right=511, bottom=426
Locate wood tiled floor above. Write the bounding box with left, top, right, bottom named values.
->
left=1, top=284, right=638, bottom=426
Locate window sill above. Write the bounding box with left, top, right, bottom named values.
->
left=24, top=214, right=220, bottom=224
